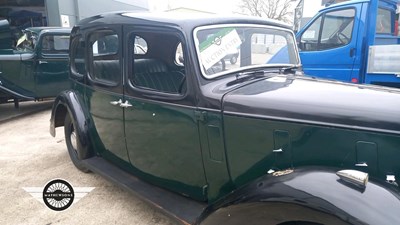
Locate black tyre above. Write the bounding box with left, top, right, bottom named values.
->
left=230, top=55, right=237, bottom=64
left=64, top=114, right=91, bottom=173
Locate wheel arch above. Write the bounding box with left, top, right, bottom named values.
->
left=197, top=167, right=400, bottom=225
left=50, top=90, right=91, bottom=149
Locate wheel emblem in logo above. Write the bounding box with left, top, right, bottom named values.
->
left=42, top=179, right=74, bottom=211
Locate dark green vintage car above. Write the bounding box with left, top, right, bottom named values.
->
left=0, top=20, right=71, bottom=106
left=50, top=12, right=400, bottom=225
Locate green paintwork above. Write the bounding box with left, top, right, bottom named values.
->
left=124, top=98, right=208, bottom=201
left=224, top=114, right=400, bottom=189
left=197, top=110, right=234, bottom=202
left=0, top=27, right=71, bottom=100
left=86, top=87, right=128, bottom=162
left=0, top=53, right=35, bottom=96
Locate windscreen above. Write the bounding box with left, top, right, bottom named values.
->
left=194, top=25, right=299, bottom=79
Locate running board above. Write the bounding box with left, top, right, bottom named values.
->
left=0, top=85, right=34, bottom=100
left=82, top=157, right=206, bottom=225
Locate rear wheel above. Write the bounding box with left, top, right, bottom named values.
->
left=64, top=114, right=91, bottom=173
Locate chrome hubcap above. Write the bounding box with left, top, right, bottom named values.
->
left=70, top=130, right=78, bottom=152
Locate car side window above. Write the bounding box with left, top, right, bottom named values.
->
left=70, top=36, right=86, bottom=77
left=128, top=32, right=186, bottom=95
left=134, top=36, right=147, bottom=55
left=300, top=8, right=355, bottom=51
left=89, top=30, right=120, bottom=85
left=175, top=42, right=184, bottom=66
left=41, top=35, right=69, bottom=55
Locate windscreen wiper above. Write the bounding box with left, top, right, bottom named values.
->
left=235, top=70, right=266, bottom=80
left=279, top=65, right=303, bottom=75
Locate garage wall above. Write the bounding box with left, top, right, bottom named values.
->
left=45, top=0, right=148, bottom=27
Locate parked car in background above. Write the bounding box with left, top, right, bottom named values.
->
left=50, top=12, right=400, bottom=225
left=223, top=48, right=239, bottom=64
left=0, top=20, right=71, bottom=107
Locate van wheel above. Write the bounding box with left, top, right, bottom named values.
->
left=64, top=114, right=91, bottom=173
left=230, top=56, right=237, bottom=64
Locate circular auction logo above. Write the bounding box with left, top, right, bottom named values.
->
left=42, top=179, right=74, bottom=211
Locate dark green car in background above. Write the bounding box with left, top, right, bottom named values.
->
left=0, top=19, right=71, bottom=107
left=50, top=12, right=400, bottom=225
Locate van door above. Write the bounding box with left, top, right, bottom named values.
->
left=297, top=6, right=361, bottom=82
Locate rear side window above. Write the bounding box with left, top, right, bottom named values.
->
left=376, top=8, right=392, bottom=34
left=89, top=30, right=120, bottom=84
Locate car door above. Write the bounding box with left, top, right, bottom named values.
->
left=0, top=51, right=36, bottom=98
left=85, top=27, right=129, bottom=163
left=297, top=7, right=361, bottom=82
left=122, top=27, right=208, bottom=201
left=35, top=33, right=70, bottom=97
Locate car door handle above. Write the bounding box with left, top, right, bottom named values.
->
left=350, top=48, right=355, bottom=57
left=39, top=60, right=48, bottom=64
left=110, top=99, right=122, bottom=106
left=272, top=148, right=283, bottom=153
left=355, top=162, right=368, bottom=167
left=120, top=100, right=132, bottom=108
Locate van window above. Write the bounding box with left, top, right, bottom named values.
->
left=376, top=8, right=392, bottom=34
left=300, top=8, right=355, bottom=51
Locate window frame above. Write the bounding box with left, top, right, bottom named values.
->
left=376, top=7, right=393, bottom=34
left=300, top=7, right=356, bottom=52
left=87, top=29, right=121, bottom=87
left=125, top=28, right=188, bottom=100
left=39, top=33, right=70, bottom=58
left=70, top=34, right=86, bottom=79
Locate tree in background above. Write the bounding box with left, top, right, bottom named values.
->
left=238, top=0, right=295, bottom=23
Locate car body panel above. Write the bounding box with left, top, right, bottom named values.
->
left=0, top=21, right=71, bottom=102
left=222, top=75, right=400, bottom=133
left=199, top=167, right=400, bottom=225
left=124, top=97, right=208, bottom=201
left=50, top=12, right=400, bottom=224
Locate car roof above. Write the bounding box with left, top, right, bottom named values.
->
left=76, top=11, right=292, bottom=31
left=25, top=27, right=72, bottom=35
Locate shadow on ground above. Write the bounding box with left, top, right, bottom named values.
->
left=0, top=100, right=54, bottom=124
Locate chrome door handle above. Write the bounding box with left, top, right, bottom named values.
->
left=39, top=60, right=48, bottom=64
left=272, top=148, right=283, bottom=153
left=120, top=100, right=132, bottom=108
left=355, top=162, right=368, bottom=167
left=110, top=99, right=122, bottom=106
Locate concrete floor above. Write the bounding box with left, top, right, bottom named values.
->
left=0, top=100, right=53, bottom=124
left=0, top=108, right=178, bottom=225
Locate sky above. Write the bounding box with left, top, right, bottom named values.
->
left=148, top=0, right=242, bottom=14
left=147, top=0, right=325, bottom=24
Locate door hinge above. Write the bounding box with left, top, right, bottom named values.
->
left=195, top=110, right=207, bottom=122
